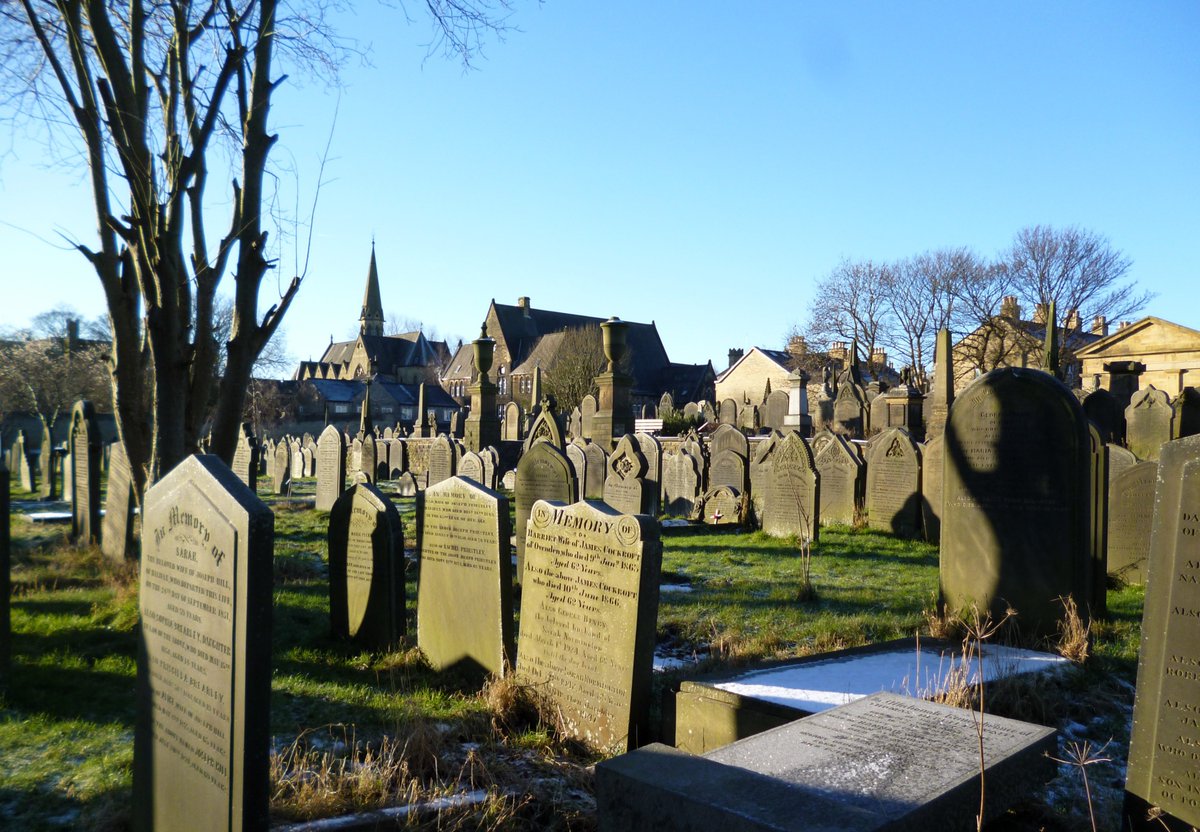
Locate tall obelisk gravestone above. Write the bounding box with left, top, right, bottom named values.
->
left=925, top=328, right=954, bottom=440
left=464, top=324, right=501, bottom=453
left=592, top=318, right=635, bottom=452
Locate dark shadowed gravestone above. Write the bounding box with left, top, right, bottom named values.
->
left=101, top=441, right=137, bottom=563
left=274, top=441, right=291, bottom=495
left=315, top=425, right=346, bottom=512
left=517, top=500, right=661, bottom=753
left=662, top=451, right=701, bottom=518
left=357, top=435, right=378, bottom=485
left=389, top=439, right=407, bottom=479
left=1125, top=434, right=1200, bottom=831
left=941, top=368, right=1092, bottom=641
left=762, top=431, right=820, bottom=542
left=605, top=435, right=649, bottom=516
left=708, top=448, right=748, bottom=495
left=710, top=423, right=749, bottom=460
left=39, top=428, right=57, bottom=500
left=866, top=427, right=922, bottom=538
left=763, top=390, right=789, bottom=431
left=635, top=433, right=662, bottom=516
left=230, top=423, right=258, bottom=489
left=327, top=484, right=405, bottom=649
left=134, top=455, right=273, bottom=832
left=920, top=434, right=944, bottom=545
left=69, top=400, right=101, bottom=544
left=1083, top=387, right=1122, bottom=445
left=1126, top=386, right=1174, bottom=461
left=417, top=477, right=513, bottom=676
left=1106, top=460, right=1156, bottom=585
left=514, top=442, right=578, bottom=583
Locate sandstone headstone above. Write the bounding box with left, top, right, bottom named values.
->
left=514, top=442, right=577, bottom=582
left=866, top=427, right=922, bottom=538
left=682, top=402, right=699, bottom=421
left=762, top=390, right=789, bottom=431
left=503, top=401, right=524, bottom=442
left=662, top=451, right=701, bottom=518
left=566, top=442, right=588, bottom=495
left=582, top=441, right=608, bottom=501
left=357, top=434, right=377, bottom=485
left=920, top=434, right=944, bottom=545
left=748, top=431, right=781, bottom=523
left=517, top=500, right=661, bottom=753
left=230, top=423, right=259, bottom=489
left=134, top=455, right=273, bottom=832
left=581, top=394, right=597, bottom=440
left=523, top=408, right=565, bottom=453
left=274, top=441, right=291, bottom=494
left=39, top=429, right=58, bottom=500
left=302, top=445, right=316, bottom=479
left=941, top=368, right=1092, bottom=640
left=635, top=433, right=662, bottom=516
left=315, top=425, right=346, bottom=511
left=762, top=431, right=820, bottom=541
left=1086, top=425, right=1109, bottom=618
left=396, top=471, right=418, bottom=497
left=458, top=450, right=484, bottom=485
left=1126, top=386, right=1174, bottom=461
left=480, top=446, right=500, bottom=490
left=327, top=484, right=405, bottom=649
left=718, top=398, right=738, bottom=426
left=290, top=438, right=305, bottom=480
left=69, top=400, right=101, bottom=544
left=1173, top=386, right=1200, bottom=440
left=605, top=435, right=649, bottom=516
left=697, top=486, right=743, bottom=526
left=417, top=477, right=514, bottom=675
left=1107, top=461, right=1156, bottom=585
left=426, top=434, right=456, bottom=487
left=388, top=439, right=407, bottom=479
left=709, top=424, right=749, bottom=459
left=832, top=378, right=868, bottom=438
left=101, top=441, right=137, bottom=562
left=1108, top=443, right=1138, bottom=480
left=708, top=448, right=748, bottom=495
left=568, top=407, right=583, bottom=441
left=1125, top=434, right=1200, bottom=830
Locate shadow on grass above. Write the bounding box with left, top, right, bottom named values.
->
left=3, top=660, right=136, bottom=726
left=0, top=785, right=131, bottom=832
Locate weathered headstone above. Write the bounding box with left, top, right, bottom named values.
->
left=290, top=438, right=305, bottom=480
left=605, top=434, right=650, bottom=516
left=582, top=441, right=608, bottom=501
left=1108, top=443, right=1138, bottom=480
left=581, top=394, right=597, bottom=440
left=1125, top=434, right=1200, bottom=830
left=517, top=500, right=661, bottom=753
left=697, top=485, right=743, bottom=526
left=273, top=440, right=291, bottom=494
left=634, top=433, right=662, bottom=516
left=1106, top=460, right=1156, bottom=585
left=501, top=469, right=517, bottom=491
left=480, top=446, right=500, bottom=490
left=39, top=428, right=58, bottom=500
left=14, top=432, right=35, bottom=491
left=388, top=439, right=407, bottom=479
left=925, top=327, right=954, bottom=440
left=523, top=407, right=565, bottom=453
left=396, top=471, right=418, bottom=497
left=230, top=423, right=259, bottom=489
left=427, top=434, right=456, bottom=487
left=1173, top=386, right=1200, bottom=440
left=514, top=442, right=578, bottom=582
left=357, top=434, right=377, bottom=485
left=1083, top=387, right=1122, bottom=445
left=1086, top=424, right=1109, bottom=618
left=762, top=431, right=820, bottom=541
left=941, top=368, right=1093, bottom=640
left=707, top=448, right=748, bottom=496
left=682, top=402, right=699, bottom=421
left=315, top=425, right=346, bottom=511
left=69, top=400, right=101, bottom=544
left=814, top=431, right=864, bottom=526
left=458, top=450, right=484, bottom=485
left=661, top=451, right=702, bottom=518
left=327, top=484, right=405, bottom=649
left=101, top=441, right=137, bottom=562
left=832, top=378, right=869, bottom=438
left=747, top=432, right=781, bottom=523
left=568, top=407, right=583, bottom=442
left=1126, top=386, right=1174, bottom=461
left=718, top=398, right=738, bottom=426
left=865, top=428, right=921, bottom=538
left=762, top=390, right=789, bottom=431
left=503, top=401, right=524, bottom=442
left=417, top=476, right=514, bottom=675
left=566, top=442, right=588, bottom=494
left=920, top=434, right=944, bottom=544
left=134, top=455, right=273, bottom=832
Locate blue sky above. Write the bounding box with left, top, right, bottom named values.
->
left=1, top=2, right=1196, bottom=371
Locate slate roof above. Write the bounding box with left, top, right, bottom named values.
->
left=307, top=378, right=459, bottom=409
left=659, top=362, right=716, bottom=401
left=308, top=331, right=450, bottom=378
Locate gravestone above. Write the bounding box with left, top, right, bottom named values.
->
left=514, top=442, right=578, bottom=582
left=662, top=451, right=702, bottom=518
left=718, top=398, right=738, bottom=426
left=501, top=470, right=517, bottom=491
left=700, top=401, right=717, bottom=425
left=832, top=378, right=869, bottom=438
left=458, top=450, right=484, bottom=484
left=566, top=442, right=588, bottom=495
left=1083, top=387, right=1122, bottom=445
left=708, top=448, right=748, bottom=495
left=596, top=692, right=1056, bottom=832
left=1086, top=425, right=1109, bottom=618
left=710, top=423, right=749, bottom=459
left=920, top=434, right=944, bottom=544
left=517, top=499, right=661, bottom=753
left=925, top=327, right=954, bottom=440
left=301, top=446, right=315, bottom=479
left=417, top=476, right=514, bottom=676
left=568, top=407, right=583, bottom=441
left=1173, top=386, right=1200, bottom=440
left=39, top=429, right=58, bottom=500
left=1107, top=461, right=1156, bottom=585
left=349, top=437, right=363, bottom=480
left=273, top=441, right=291, bottom=494
left=1108, top=443, right=1138, bottom=480
left=230, top=423, right=258, bottom=489
left=635, top=433, right=662, bottom=516
left=69, top=400, right=101, bottom=544
left=682, top=402, right=699, bottom=421
left=523, top=408, right=565, bottom=453
left=581, top=395, right=597, bottom=440
left=605, top=435, right=649, bottom=516
left=941, top=368, right=1093, bottom=640
left=582, top=441, right=608, bottom=501
left=327, top=484, right=405, bottom=649
left=697, top=486, right=743, bottom=526
left=762, top=431, right=819, bottom=541
left=290, top=438, right=305, bottom=480
left=396, top=471, right=418, bottom=497
left=427, top=434, right=456, bottom=487
left=315, top=425, right=346, bottom=511
left=1126, top=386, right=1174, bottom=461
left=1125, top=434, right=1200, bottom=831
left=815, top=432, right=865, bottom=526
left=101, top=441, right=137, bottom=563
left=263, top=438, right=275, bottom=482
left=480, top=446, right=500, bottom=490
left=14, top=433, right=34, bottom=491
left=762, top=390, right=789, bottom=431
left=357, top=434, right=377, bottom=485
left=133, top=455, right=273, bottom=832
left=388, top=439, right=407, bottom=479
left=866, top=428, right=922, bottom=538
left=748, top=432, right=781, bottom=523
left=503, top=401, right=524, bottom=441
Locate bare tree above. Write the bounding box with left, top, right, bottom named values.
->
left=886, top=248, right=968, bottom=378
left=804, top=258, right=895, bottom=375
left=0, top=336, right=111, bottom=432
left=1, top=0, right=515, bottom=505
left=542, top=326, right=606, bottom=415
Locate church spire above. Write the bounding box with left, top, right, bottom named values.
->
left=359, top=243, right=385, bottom=337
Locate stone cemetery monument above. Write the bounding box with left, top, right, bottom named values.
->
left=357, top=434, right=378, bottom=485
left=1083, top=387, right=1122, bottom=445
left=762, top=389, right=789, bottom=431
left=516, top=499, right=661, bottom=753
left=566, top=442, right=588, bottom=495
left=480, top=446, right=500, bottom=490
left=417, top=476, right=514, bottom=676
left=396, top=471, right=418, bottom=497
left=133, top=455, right=273, bottom=832
left=1087, top=424, right=1109, bottom=618
left=591, top=318, right=636, bottom=451
left=69, top=400, right=101, bottom=544
left=1173, top=386, right=1200, bottom=440
left=273, top=440, right=291, bottom=494
left=458, top=450, right=484, bottom=485
left=514, top=441, right=578, bottom=582
left=762, top=431, right=820, bottom=541
left=832, top=375, right=869, bottom=438
left=1125, top=434, right=1200, bottom=831
left=327, top=484, right=405, bottom=649
left=524, top=406, right=566, bottom=453
left=747, top=431, right=780, bottom=523
left=388, top=439, right=407, bottom=479
left=718, top=398, right=738, bottom=426
left=580, top=394, right=597, bottom=440
left=101, top=441, right=137, bottom=562
left=1107, top=460, right=1156, bottom=585
left=463, top=324, right=501, bottom=452
left=502, top=401, right=524, bottom=441
left=39, top=428, right=58, bottom=500
left=924, top=327, right=954, bottom=440
left=634, top=433, right=662, bottom=516
left=582, top=440, right=608, bottom=500
left=1126, top=386, right=1174, bottom=461
left=866, top=427, right=922, bottom=538
left=230, top=423, right=258, bottom=489
left=605, top=434, right=650, bottom=515
left=315, top=424, right=347, bottom=511
left=596, top=692, right=1055, bottom=832
left=941, top=368, right=1093, bottom=640
left=427, top=434, right=457, bottom=488
left=697, top=485, right=743, bottom=526
left=920, top=433, right=944, bottom=544
left=661, top=450, right=702, bottom=518
left=289, top=437, right=305, bottom=480
left=1108, top=443, right=1138, bottom=480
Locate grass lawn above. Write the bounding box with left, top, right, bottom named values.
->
left=1, top=476, right=1145, bottom=830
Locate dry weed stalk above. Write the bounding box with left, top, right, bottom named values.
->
left=1047, top=739, right=1112, bottom=832
left=1055, top=594, right=1091, bottom=663
left=795, top=524, right=816, bottom=602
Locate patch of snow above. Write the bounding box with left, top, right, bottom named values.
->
left=659, top=584, right=693, bottom=593
left=661, top=519, right=691, bottom=528
left=24, top=512, right=72, bottom=523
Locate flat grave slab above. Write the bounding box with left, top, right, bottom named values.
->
left=599, top=692, right=1056, bottom=832
left=673, top=638, right=1068, bottom=754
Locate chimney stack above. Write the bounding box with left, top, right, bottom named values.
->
left=828, top=341, right=847, bottom=362
left=1064, top=308, right=1081, bottom=331
left=1000, top=295, right=1021, bottom=319
left=787, top=335, right=808, bottom=357
left=1091, top=315, right=1109, bottom=337
left=727, top=348, right=744, bottom=369
left=517, top=296, right=531, bottom=317
left=1033, top=303, right=1049, bottom=325
left=871, top=346, right=887, bottom=369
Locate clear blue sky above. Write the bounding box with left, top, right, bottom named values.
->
left=1, top=2, right=1197, bottom=372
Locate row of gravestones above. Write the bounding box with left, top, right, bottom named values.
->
left=132, top=448, right=663, bottom=827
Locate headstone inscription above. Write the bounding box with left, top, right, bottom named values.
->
left=517, top=500, right=661, bottom=753
left=1125, top=434, right=1200, bottom=831
left=273, top=440, right=291, bottom=495
left=327, top=484, right=405, bottom=649
left=661, top=451, right=701, bottom=518
left=762, top=431, right=820, bottom=542
left=230, top=423, right=258, bottom=489
left=417, top=476, right=514, bottom=676
left=69, top=400, right=101, bottom=544
left=941, top=368, right=1093, bottom=640
left=1126, top=386, right=1174, bottom=461
left=1106, top=460, right=1156, bottom=585
left=133, top=455, right=273, bottom=832
left=427, top=434, right=456, bottom=487
left=865, top=427, right=922, bottom=538
left=315, top=425, right=346, bottom=511
left=604, top=435, right=650, bottom=516
left=514, top=442, right=578, bottom=582
left=101, top=441, right=137, bottom=562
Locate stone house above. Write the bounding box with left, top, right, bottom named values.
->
left=1075, top=316, right=1200, bottom=396
left=716, top=339, right=898, bottom=406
